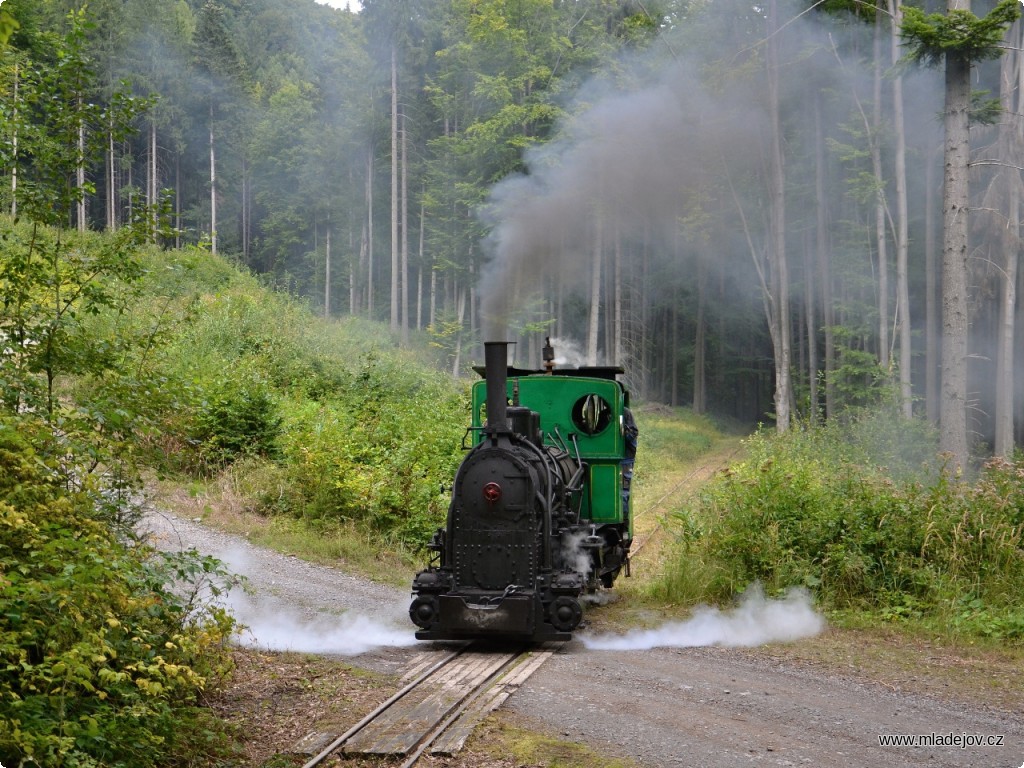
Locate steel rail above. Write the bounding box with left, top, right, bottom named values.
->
left=396, top=648, right=528, bottom=768
left=298, top=646, right=464, bottom=768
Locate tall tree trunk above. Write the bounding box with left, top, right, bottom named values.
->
left=367, top=147, right=374, bottom=317
left=889, top=0, right=913, bottom=418
left=401, top=112, right=409, bottom=344
left=873, top=8, right=890, bottom=370
left=106, top=117, right=115, bottom=230
left=417, top=198, right=425, bottom=331
left=241, top=155, right=250, bottom=262
left=325, top=226, right=332, bottom=320
left=694, top=256, right=707, bottom=414
left=10, top=63, right=17, bottom=218
left=803, top=230, right=818, bottom=423
left=452, top=285, right=466, bottom=377
left=77, top=104, right=86, bottom=232
left=925, top=145, right=940, bottom=424
left=175, top=152, right=181, bottom=248
left=994, top=21, right=1022, bottom=456
left=614, top=233, right=623, bottom=367
left=816, top=91, right=836, bottom=421
left=767, top=0, right=792, bottom=432
left=148, top=118, right=157, bottom=237
left=209, top=102, right=218, bottom=255
left=587, top=217, right=602, bottom=366
left=390, top=46, right=399, bottom=333
left=940, top=2, right=972, bottom=470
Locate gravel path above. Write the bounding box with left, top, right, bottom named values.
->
left=140, top=508, right=1024, bottom=768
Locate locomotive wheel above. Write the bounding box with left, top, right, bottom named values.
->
left=409, top=595, right=439, bottom=629
left=549, top=596, right=583, bottom=633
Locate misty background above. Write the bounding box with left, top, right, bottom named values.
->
left=3, top=0, right=1024, bottom=452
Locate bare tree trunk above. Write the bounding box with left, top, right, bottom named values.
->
left=873, top=9, right=890, bottom=370
left=325, top=226, right=331, bottom=320
left=175, top=152, right=181, bottom=248
left=694, top=257, right=707, bottom=414
left=417, top=198, right=425, bottom=331
left=390, top=46, right=399, bottom=333
left=367, top=147, right=374, bottom=317
left=925, top=145, right=940, bottom=424
left=587, top=217, right=602, bottom=366
left=106, top=118, right=115, bottom=231
left=767, top=0, right=792, bottom=432
left=241, top=156, right=250, bottom=262
left=940, top=0, right=972, bottom=470
left=614, top=233, right=623, bottom=366
left=209, top=102, right=218, bottom=254
left=803, top=229, right=818, bottom=423
left=889, top=0, right=912, bottom=418
left=148, top=119, right=157, bottom=224
left=10, top=63, right=17, bottom=218
left=816, top=93, right=836, bottom=421
left=452, top=285, right=466, bottom=378
left=994, top=21, right=1022, bottom=457
left=401, top=112, right=409, bottom=344
left=77, top=106, right=86, bottom=232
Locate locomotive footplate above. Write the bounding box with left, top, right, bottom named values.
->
left=414, top=593, right=570, bottom=642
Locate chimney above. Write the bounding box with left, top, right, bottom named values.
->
left=484, top=341, right=509, bottom=434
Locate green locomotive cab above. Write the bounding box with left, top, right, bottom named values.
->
left=469, top=357, right=636, bottom=588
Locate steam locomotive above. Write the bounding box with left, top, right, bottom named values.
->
left=409, top=339, right=637, bottom=641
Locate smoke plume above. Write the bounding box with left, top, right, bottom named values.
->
left=581, top=584, right=825, bottom=651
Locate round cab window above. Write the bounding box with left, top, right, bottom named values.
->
left=571, top=394, right=612, bottom=435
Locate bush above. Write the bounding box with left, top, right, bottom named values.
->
left=0, top=416, right=238, bottom=767
left=659, top=413, right=1024, bottom=639
left=275, top=355, right=467, bottom=545
left=191, top=375, right=282, bottom=471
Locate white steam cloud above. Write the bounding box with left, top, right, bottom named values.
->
left=215, top=545, right=417, bottom=656
left=227, top=591, right=417, bottom=655
left=581, top=584, right=825, bottom=651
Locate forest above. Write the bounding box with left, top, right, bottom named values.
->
left=2, top=0, right=1024, bottom=467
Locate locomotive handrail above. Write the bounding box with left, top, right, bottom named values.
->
left=515, top=434, right=556, bottom=570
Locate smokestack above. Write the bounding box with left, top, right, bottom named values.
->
left=484, top=341, right=509, bottom=434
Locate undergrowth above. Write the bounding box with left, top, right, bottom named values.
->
left=655, top=409, right=1024, bottom=640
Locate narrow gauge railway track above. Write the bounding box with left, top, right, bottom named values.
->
left=298, top=642, right=562, bottom=768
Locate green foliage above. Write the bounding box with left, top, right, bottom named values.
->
left=124, top=248, right=468, bottom=548
left=0, top=415, right=237, bottom=767
left=900, top=0, right=1020, bottom=67
left=192, top=376, right=282, bottom=471
left=0, top=9, right=19, bottom=47
left=658, top=416, right=1024, bottom=640
left=274, top=356, right=466, bottom=545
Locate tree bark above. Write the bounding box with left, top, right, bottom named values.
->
left=401, top=111, right=409, bottom=344
left=325, top=226, right=332, bottom=319
left=925, top=145, right=940, bottom=424
left=939, top=8, right=972, bottom=470
left=587, top=217, right=602, bottom=366
left=889, top=0, right=912, bottom=418
left=209, top=102, right=218, bottom=254
left=10, top=62, right=17, bottom=218
left=815, top=92, right=835, bottom=421
left=390, top=45, right=399, bottom=333
left=873, top=8, right=890, bottom=370
left=994, top=20, right=1022, bottom=456
left=767, top=0, right=792, bottom=432
left=367, top=147, right=374, bottom=317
